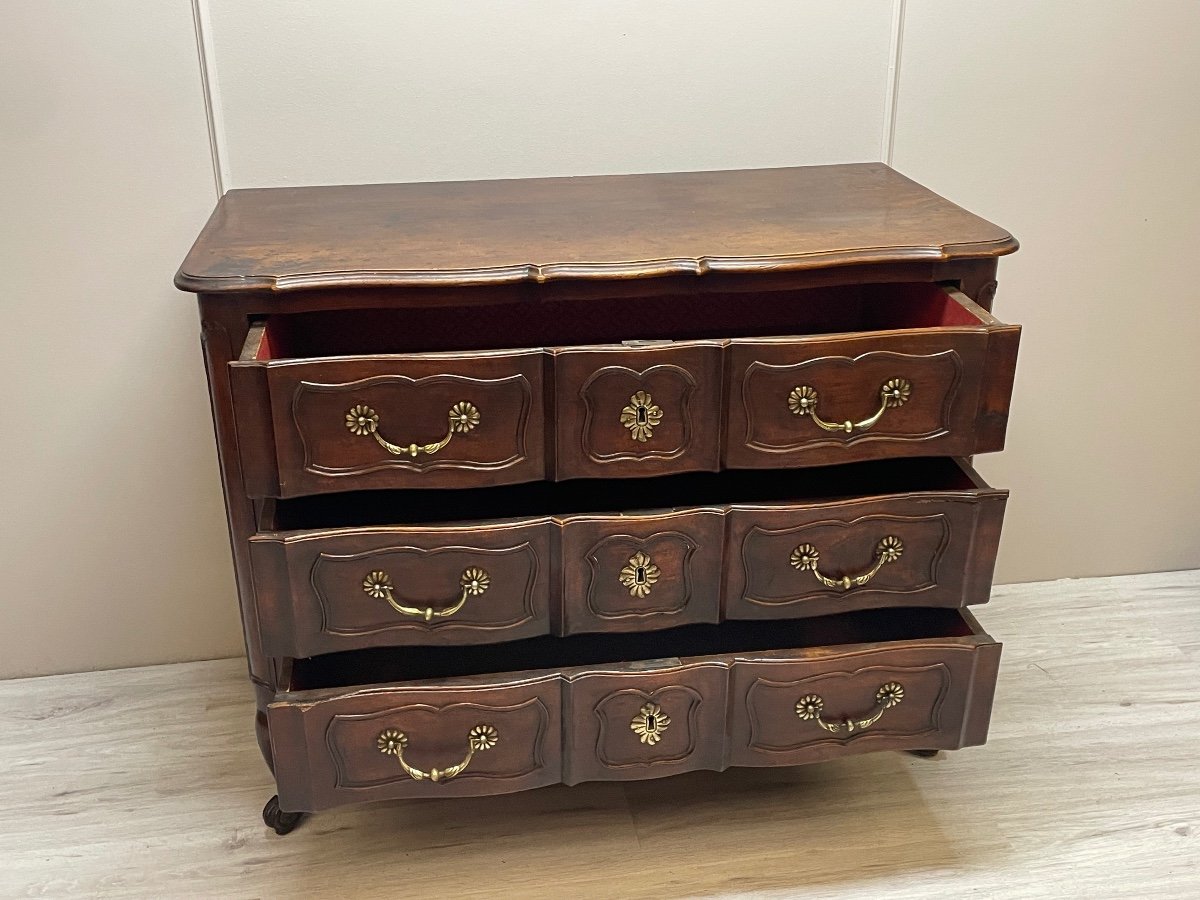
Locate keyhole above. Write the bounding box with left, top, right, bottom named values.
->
left=635, top=566, right=647, bottom=585
left=636, top=406, right=648, bottom=425
left=645, top=715, right=657, bottom=731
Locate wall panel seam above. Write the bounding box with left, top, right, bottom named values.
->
left=880, top=0, right=907, bottom=165
left=190, top=0, right=228, bottom=196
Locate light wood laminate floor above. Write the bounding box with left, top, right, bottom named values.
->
left=1, top=571, right=1198, bottom=899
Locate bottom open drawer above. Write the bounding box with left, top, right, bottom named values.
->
left=268, top=608, right=1000, bottom=811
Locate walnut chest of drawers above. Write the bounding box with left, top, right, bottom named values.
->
left=177, top=163, right=1020, bottom=834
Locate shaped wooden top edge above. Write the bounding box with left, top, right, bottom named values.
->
left=174, top=163, right=1017, bottom=295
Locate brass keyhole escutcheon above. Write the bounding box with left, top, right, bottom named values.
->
left=619, top=551, right=660, bottom=598
left=631, top=702, right=671, bottom=745
left=620, top=391, right=664, bottom=442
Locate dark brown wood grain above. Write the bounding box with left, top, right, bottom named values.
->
left=723, top=486, right=1008, bottom=620
left=268, top=674, right=563, bottom=810
left=247, top=460, right=1005, bottom=656
left=557, top=508, right=726, bottom=635
left=175, top=164, right=1016, bottom=293
left=726, top=638, right=989, bottom=768
left=180, top=165, right=1019, bottom=819
left=562, top=662, right=728, bottom=784
left=249, top=519, right=556, bottom=657
left=267, top=609, right=999, bottom=810
left=228, top=283, right=1019, bottom=496
left=552, top=341, right=724, bottom=479
left=233, top=341, right=548, bottom=496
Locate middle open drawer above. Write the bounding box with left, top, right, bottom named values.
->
left=250, top=457, right=1006, bottom=657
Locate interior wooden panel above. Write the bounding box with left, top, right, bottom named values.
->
left=264, top=457, right=982, bottom=531
left=286, top=607, right=979, bottom=691
left=253, top=282, right=991, bottom=358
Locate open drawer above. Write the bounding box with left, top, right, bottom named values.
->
left=251, top=458, right=1007, bottom=656
left=230, top=281, right=1019, bottom=497
left=252, top=458, right=1006, bottom=656
left=267, top=607, right=1000, bottom=811
left=725, top=283, right=1020, bottom=467
left=230, top=328, right=547, bottom=497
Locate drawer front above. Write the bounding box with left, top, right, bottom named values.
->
left=251, top=521, right=554, bottom=657
left=728, top=638, right=1000, bottom=767
left=270, top=610, right=999, bottom=807
left=246, top=350, right=546, bottom=496
left=558, top=509, right=724, bottom=634
left=268, top=677, right=562, bottom=811
left=725, top=331, right=988, bottom=468
left=563, top=662, right=727, bottom=784
left=724, top=491, right=1006, bottom=619
left=553, top=342, right=723, bottom=479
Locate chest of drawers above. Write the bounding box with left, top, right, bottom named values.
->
left=178, top=163, right=1019, bottom=834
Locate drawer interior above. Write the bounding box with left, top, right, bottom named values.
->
left=286, top=607, right=979, bottom=691
left=250, top=282, right=988, bottom=359
left=264, top=456, right=985, bottom=529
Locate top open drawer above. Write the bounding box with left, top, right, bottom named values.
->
left=230, top=282, right=1019, bottom=497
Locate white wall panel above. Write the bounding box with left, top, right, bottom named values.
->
left=0, top=2, right=240, bottom=677
left=205, top=1, right=896, bottom=187
left=891, top=1, right=1200, bottom=582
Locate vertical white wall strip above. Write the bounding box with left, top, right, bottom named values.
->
left=880, top=0, right=906, bottom=165
left=190, top=0, right=228, bottom=195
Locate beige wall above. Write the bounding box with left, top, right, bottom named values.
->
left=890, top=1, right=1200, bottom=582
left=2, top=1, right=1197, bottom=677
left=1, top=1, right=243, bottom=679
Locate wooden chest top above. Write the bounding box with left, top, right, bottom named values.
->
left=175, top=163, right=1017, bottom=293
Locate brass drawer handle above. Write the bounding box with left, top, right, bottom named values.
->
left=377, top=725, right=498, bottom=783
left=345, top=401, right=480, bottom=458
left=788, top=378, right=911, bottom=433
left=789, top=536, right=903, bottom=591
left=795, top=682, right=905, bottom=734
left=362, top=567, right=490, bottom=622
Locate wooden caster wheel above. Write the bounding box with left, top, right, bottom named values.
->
left=262, top=795, right=304, bottom=835
left=907, top=749, right=940, bottom=759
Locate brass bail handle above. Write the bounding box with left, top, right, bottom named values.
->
left=377, top=725, right=499, bottom=783
left=788, top=378, right=911, bottom=434
left=789, top=536, right=904, bottom=591
left=362, top=567, right=490, bottom=621
left=345, top=401, right=480, bottom=458
left=795, top=682, right=905, bottom=734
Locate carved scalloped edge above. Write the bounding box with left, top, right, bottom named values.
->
left=745, top=662, right=950, bottom=752
left=174, top=237, right=1019, bottom=293
left=578, top=363, right=697, bottom=463
left=582, top=531, right=699, bottom=619
left=593, top=685, right=704, bottom=769
left=741, top=348, right=964, bottom=452
left=292, top=372, right=532, bottom=476
left=310, top=542, right=540, bottom=635
left=739, top=512, right=951, bottom=605
left=326, top=697, right=550, bottom=790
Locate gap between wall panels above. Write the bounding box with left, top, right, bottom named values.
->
left=190, top=0, right=228, bottom=197
left=881, top=0, right=906, bottom=165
